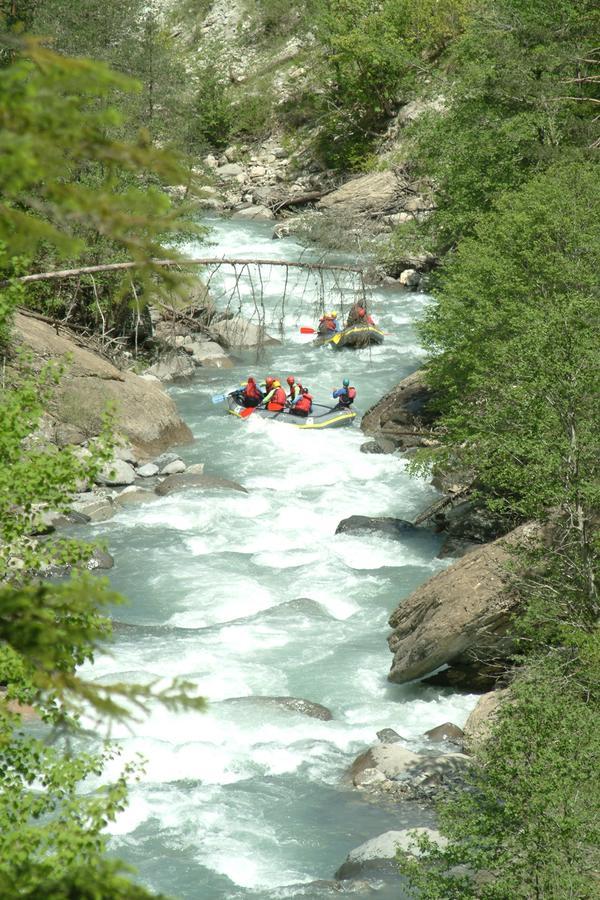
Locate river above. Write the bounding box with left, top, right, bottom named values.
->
left=82, top=217, right=477, bottom=899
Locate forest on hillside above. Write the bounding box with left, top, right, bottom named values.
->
left=0, top=0, right=598, bottom=897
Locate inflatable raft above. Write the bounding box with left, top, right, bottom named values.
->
left=315, top=323, right=385, bottom=349
left=227, top=392, right=356, bottom=429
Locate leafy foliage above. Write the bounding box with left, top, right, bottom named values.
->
left=417, top=159, right=600, bottom=524
left=401, top=0, right=600, bottom=250
left=312, top=0, right=470, bottom=169
left=398, top=656, right=600, bottom=898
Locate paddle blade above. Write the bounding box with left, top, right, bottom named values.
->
left=239, top=405, right=258, bottom=418
left=211, top=393, right=226, bottom=404
left=332, top=332, right=342, bottom=345
left=300, top=326, right=316, bottom=334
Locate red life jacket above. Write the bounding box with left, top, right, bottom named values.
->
left=244, top=380, right=262, bottom=401
left=267, top=386, right=286, bottom=410
left=295, top=392, right=313, bottom=414
left=320, top=316, right=337, bottom=332
left=338, top=386, right=356, bottom=407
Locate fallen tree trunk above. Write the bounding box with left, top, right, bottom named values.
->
left=1, top=256, right=365, bottom=288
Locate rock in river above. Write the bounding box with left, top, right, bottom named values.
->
left=387, top=523, right=541, bottom=689
left=361, top=368, right=438, bottom=452
left=155, top=473, right=248, bottom=497
left=335, top=828, right=447, bottom=880
left=223, top=696, right=333, bottom=720
left=335, top=515, right=418, bottom=540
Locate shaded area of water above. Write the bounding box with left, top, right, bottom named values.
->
left=82, top=217, right=476, bottom=898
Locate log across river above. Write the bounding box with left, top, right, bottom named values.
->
left=82, top=217, right=477, bottom=899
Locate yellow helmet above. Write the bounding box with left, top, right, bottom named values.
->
left=331, top=311, right=338, bottom=318
left=273, top=380, right=281, bottom=388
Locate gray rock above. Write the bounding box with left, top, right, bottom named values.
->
left=71, top=495, right=115, bottom=523
left=186, top=463, right=205, bottom=475
left=376, top=728, right=404, bottom=743
left=96, top=458, right=136, bottom=487
left=188, top=340, right=234, bottom=368
left=143, top=353, right=196, bottom=383
left=137, top=463, right=159, bottom=478
left=232, top=204, right=274, bottom=221
left=399, top=268, right=421, bottom=288
left=388, top=523, right=542, bottom=688
left=224, top=696, right=333, bottom=721
left=114, top=486, right=155, bottom=507
left=210, top=314, right=280, bottom=350
left=87, top=548, right=114, bottom=571
left=424, top=722, right=465, bottom=744
left=335, top=515, right=418, bottom=540
left=318, top=171, right=401, bottom=217
left=160, top=459, right=187, bottom=476
left=335, top=828, right=447, bottom=880
left=113, top=443, right=139, bottom=465
left=361, top=369, right=438, bottom=451
left=153, top=452, right=180, bottom=470
left=155, top=473, right=247, bottom=497
left=360, top=437, right=398, bottom=455
left=217, top=163, right=244, bottom=178
left=350, top=742, right=470, bottom=797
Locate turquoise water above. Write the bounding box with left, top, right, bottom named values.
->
left=82, top=217, right=476, bottom=898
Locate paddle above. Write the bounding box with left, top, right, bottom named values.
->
left=300, top=326, right=316, bottom=334
left=239, top=404, right=259, bottom=418
left=211, top=393, right=227, bottom=404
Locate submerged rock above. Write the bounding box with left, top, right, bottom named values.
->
left=335, top=515, right=418, bottom=540
left=376, top=728, right=404, bottom=744
left=424, top=722, right=465, bottom=745
left=155, top=473, right=247, bottom=497
left=114, top=486, right=155, bottom=507
left=224, top=696, right=333, bottom=720
left=87, top=548, right=114, bottom=571
left=335, top=828, right=447, bottom=880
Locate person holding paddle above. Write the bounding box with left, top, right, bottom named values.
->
left=332, top=378, right=356, bottom=410
left=240, top=376, right=263, bottom=408
left=261, top=378, right=287, bottom=411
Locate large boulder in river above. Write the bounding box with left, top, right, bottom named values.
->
left=155, top=473, right=247, bottom=496
left=210, top=314, right=280, bottom=350
left=335, top=515, right=418, bottom=540
left=318, top=171, right=401, bottom=217
left=350, top=741, right=470, bottom=802
left=387, top=523, right=540, bottom=689
left=335, top=828, right=447, bottom=880
left=361, top=369, right=438, bottom=452
left=14, top=313, right=193, bottom=456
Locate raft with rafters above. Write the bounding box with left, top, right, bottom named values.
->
left=226, top=392, right=356, bottom=429
left=314, top=323, right=385, bottom=349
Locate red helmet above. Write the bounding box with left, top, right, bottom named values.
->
left=287, top=376, right=295, bottom=385
left=358, top=306, right=366, bottom=317
left=247, top=376, right=256, bottom=383
left=265, top=376, right=274, bottom=387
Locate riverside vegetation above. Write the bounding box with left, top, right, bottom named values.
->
left=1, top=0, right=599, bottom=897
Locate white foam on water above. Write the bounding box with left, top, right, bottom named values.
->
left=84, top=217, right=478, bottom=898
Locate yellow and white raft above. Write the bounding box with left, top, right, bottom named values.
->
left=226, top=393, right=356, bottom=429
left=314, top=323, right=385, bottom=349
